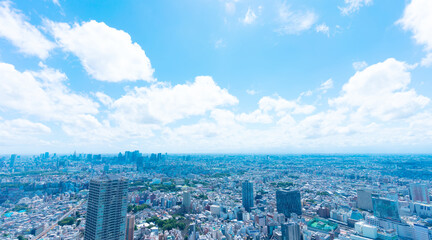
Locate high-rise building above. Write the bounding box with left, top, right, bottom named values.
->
left=372, top=197, right=400, bottom=222
left=281, top=222, right=301, bottom=240
left=136, top=157, right=144, bottom=172
left=276, top=189, right=302, bottom=218
left=84, top=175, right=129, bottom=240
left=183, top=191, right=191, bottom=212
left=357, top=189, right=374, bottom=211
left=409, top=183, right=430, bottom=203
left=125, top=214, right=135, bottom=240
left=242, top=181, right=254, bottom=212
left=9, top=154, right=16, bottom=168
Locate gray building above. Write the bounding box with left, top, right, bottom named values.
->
left=84, top=175, right=129, bottom=240
left=281, top=222, right=301, bottom=240
left=182, top=191, right=191, bottom=212
left=242, top=181, right=254, bottom=212
left=357, top=189, right=375, bottom=211
left=276, top=189, right=302, bottom=218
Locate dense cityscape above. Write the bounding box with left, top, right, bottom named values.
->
left=1, top=1, right=432, bottom=239
left=1, top=153, right=432, bottom=240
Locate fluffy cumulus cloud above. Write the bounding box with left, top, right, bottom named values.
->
left=0, top=1, right=55, bottom=59
left=330, top=58, right=429, bottom=121
left=339, top=0, right=373, bottom=15
left=398, top=0, right=432, bottom=67
left=259, top=96, right=316, bottom=115
left=277, top=3, right=317, bottom=34
left=45, top=20, right=154, bottom=82
left=0, top=118, right=52, bottom=147
left=0, top=62, right=99, bottom=121
left=0, top=118, right=51, bottom=136
left=110, top=76, right=239, bottom=125
left=2, top=58, right=432, bottom=152
left=236, top=110, right=273, bottom=124
left=2, top=3, right=432, bottom=152
left=162, top=58, right=432, bottom=151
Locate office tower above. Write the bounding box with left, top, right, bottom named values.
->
left=409, top=183, right=430, bottom=203
left=276, top=189, right=302, bottom=218
left=372, top=197, right=400, bottom=222
left=183, top=191, right=191, bottom=212
left=136, top=157, right=144, bottom=172
left=84, top=175, right=129, bottom=240
left=10, top=154, right=16, bottom=168
left=125, top=151, right=131, bottom=161
left=242, top=181, right=254, bottom=212
left=44, top=152, right=49, bottom=159
left=125, top=214, right=135, bottom=240
left=281, top=222, right=301, bottom=240
left=357, top=189, right=374, bottom=211
left=131, top=150, right=140, bottom=163
left=150, top=153, right=157, bottom=162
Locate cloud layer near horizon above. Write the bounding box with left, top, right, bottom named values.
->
left=0, top=1, right=432, bottom=153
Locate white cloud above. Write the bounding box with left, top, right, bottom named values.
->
left=277, top=4, right=317, bottom=34
left=259, top=96, right=316, bottom=115
left=236, top=110, right=273, bottom=124
left=95, top=92, right=113, bottom=106
left=246, top=89, right=257, bottom=95
left=397, top=0, right=432, bottom=67
left=330, top=58, right=429, bottom=121
left=339, top=0, right=373, bottom=15
left=352, top=61, right=368, bottom=71
left=421, top=53, right=432, bottom=67
left=0, top=62, right=99, bottom=123
left=0, top=1, right=55, bottom=59
left=45, top=20, right=154, bottom=82
left=300, top=90, right=313, bottom=97
left=320, top=79, right=333, bottom=93
left=0, top=118, right=52, bottom=147
left=315, top=23, right=329, bottom=36
left=242, top=7, right=257, bottom=24
left=0, top=118, right=51, bottom=136
left=110, top=76, right=239, bottom=125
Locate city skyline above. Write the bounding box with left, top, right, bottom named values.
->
left=1, top=0, right=432, bottom=153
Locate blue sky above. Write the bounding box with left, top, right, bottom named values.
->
left=0, top=0, right=432, bottom=154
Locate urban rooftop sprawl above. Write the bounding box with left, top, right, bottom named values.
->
left=1, top=153, right=432, bottom=240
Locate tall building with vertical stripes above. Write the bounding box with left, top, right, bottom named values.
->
left=276, top=189, right=302, bottom=218
left=409, top=183, right=430, bottom=203
left=84, top=175, right=129, bottom=240
left=242, top=181, right=254, bottom=212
